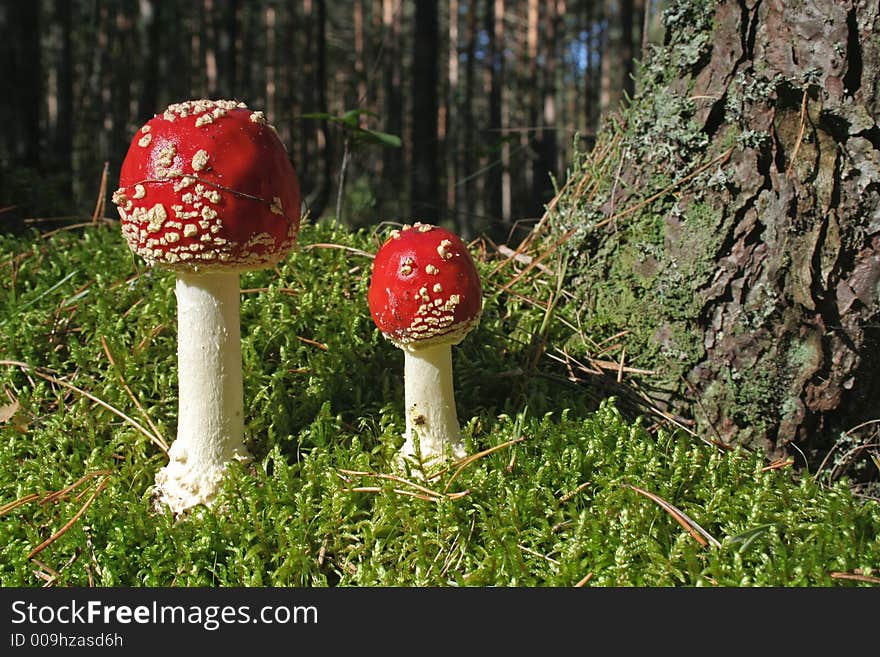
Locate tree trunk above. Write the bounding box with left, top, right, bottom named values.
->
left=2, top=0, right=42, bottom=169
left=447, top=0, right=461, bottom=232
left=354, top=0, right=367, bottom=108
left=599, top=0, right=636, bottom=122
left=563, top=0, right=880, bottom=469
left=83, top=3, right=110, bottom=204
left=411, top=0, right=439, bottom=223
left=486, top=0, right=503, bottom=237
left=526, top=0, right=541, bottom=218
left=496, top=0, right=511, bottom=236
left=137, top=0, right=161, bottom=121
left=203, top=0, right=219, bottom=97
left=53, top=0, right=73, bottom=197
left=219, top=0, right=239, bottom=100
left=190, top=3, right=205, bottom=96
left=535, top=0, right=558, bottom=212
left=238, top=3, right=258, bottom=107
left=620, top=0, right=636, bottom=101
left=300, top=0, right=317, bottom=211
left=382, top=0, right=404, bottom=218
left=460, top=0, right=479, bottom=239
left=109, top=6, right=134, bottom=190
left=276, top=3, right=295, bottom=154
left=264, top=4, right=277, bottom=122
left=314, top=0, right=332, bottom=220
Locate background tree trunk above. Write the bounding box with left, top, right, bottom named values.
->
left=496, top=0, right=511, bottom=237
left=486, top=0, right=502, bottom=237
left=526, top=0, right=539, bottom=218
left=108, top=6, right=134, bottom=186
left=446, top=0, right=461, bottom=233
left=219, top=0, right=239, bottom=100
left=410, top=0, right=439, bottom=223
left=2, top=1, right=42, bottom=170
left=460, top=0, right=479, bottom=239
left=314, top=0, right=332, bottom=220
left=353, top=0, right=367, bottom=109
left=137, top=0, right=161, bottom=122
left=382, top=0, right=404, bottom=218
left=52, top=0, right=73, bottom=199
left=563, top=0, right=880, bottom=468
left=535, top=0, right=558, bottom=213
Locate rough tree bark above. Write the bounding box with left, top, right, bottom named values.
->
left=564, top=0, right=880, bottom=466
left=685, top=0, right=880, bottom=462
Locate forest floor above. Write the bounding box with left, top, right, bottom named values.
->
left=0, top=218, right=878, bottom=586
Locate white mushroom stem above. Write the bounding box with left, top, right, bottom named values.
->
left=153, top=270, right=248, bottom=513
left=400, top=342, right=466, bottom=464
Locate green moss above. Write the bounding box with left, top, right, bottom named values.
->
left=563, top=191, right=726, bottom=393
left=729, top=365, right=779, bottom=434
left=0, top=222, right=878, bottom=586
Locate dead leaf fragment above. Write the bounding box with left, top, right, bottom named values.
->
left=0, top=399, right=19, bottom=423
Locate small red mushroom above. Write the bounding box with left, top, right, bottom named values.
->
left=368, top=222, right=482, bottom=466
left=112, top=99, right=301, bottom=513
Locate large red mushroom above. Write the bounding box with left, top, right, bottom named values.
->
left=367, top=222, right=482, bottom=467
left=112, top=99, right=301, bottom=513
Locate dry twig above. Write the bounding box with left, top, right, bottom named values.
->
left=829, top=570, right=880, bottom=585
left=91, top=161, right=109, bottom=224
left=625, top=483, right=721, bottom=549
left=25, top=472, right=112, bottom=560
left=574, top=572, right=594, bottom=587
left=440, top=436, right=528, bottom=491
left=28, top=481, right=109, bottom=560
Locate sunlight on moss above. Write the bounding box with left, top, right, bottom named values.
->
left=0, top=222, right=878, bottom=587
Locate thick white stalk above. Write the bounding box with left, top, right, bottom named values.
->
left=154, top=270, right=248, bottom=513
left=400, top=342, right=466, bottom=464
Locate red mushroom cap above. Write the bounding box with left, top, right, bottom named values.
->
left=112, top=99, right=301, bottom=271
left=368, top=223, right=482, bottom=348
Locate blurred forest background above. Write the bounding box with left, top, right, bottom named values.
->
left=0, top=0, right=665, bottom=243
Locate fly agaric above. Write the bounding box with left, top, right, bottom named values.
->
left=112, top=99, right=301, bottom=513
left=367, top=222, right=482, bottom=466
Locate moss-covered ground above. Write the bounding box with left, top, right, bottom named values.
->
left=0, top=220, right=878, bottom=586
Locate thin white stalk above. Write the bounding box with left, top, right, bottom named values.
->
left=154, top=270, right=248, bottom=513
left=400, top=342, right=466, bottom=465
